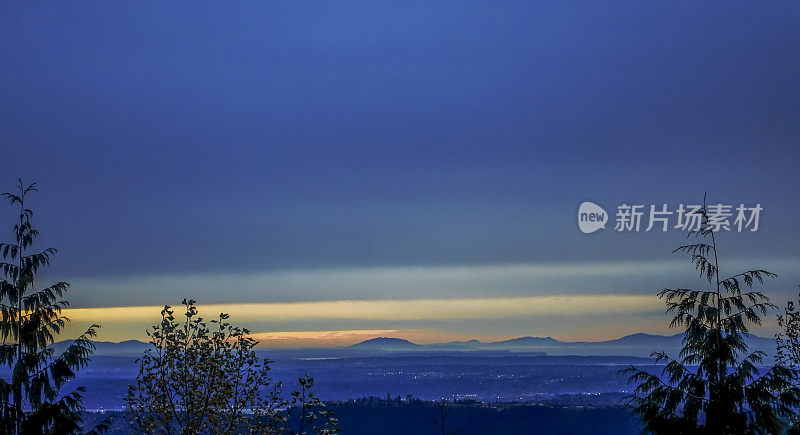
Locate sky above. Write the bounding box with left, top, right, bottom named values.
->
left=1, top=1, right=800, bottom=346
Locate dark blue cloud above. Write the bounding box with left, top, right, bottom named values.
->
left=1, top=1, right=798, bottom=282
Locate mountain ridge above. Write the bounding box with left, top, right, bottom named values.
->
left=344, top=332, right=775, bottom=357
left=51, top=332, right=776, bottom=358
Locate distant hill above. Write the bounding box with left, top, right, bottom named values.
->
left=75, top=332, right=776, bottom=358
left=493, top=336, right=562, bottom=346
left=348, top=332, right=777, bottom=357
left=349, top=337, right=420, bottom=351
left=596, top=332, right=683, bottom=346
left=53, top=333, right=775, bottom=357
left=52, top=339, right=149, bottom=356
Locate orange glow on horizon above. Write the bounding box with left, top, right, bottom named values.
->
left=58, top=294, right=674, bottom=346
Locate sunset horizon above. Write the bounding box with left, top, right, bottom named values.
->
left=3, top=1, right=800, bottom=433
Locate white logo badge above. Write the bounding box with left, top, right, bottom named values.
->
left=578, top=201, right=607, bottom=233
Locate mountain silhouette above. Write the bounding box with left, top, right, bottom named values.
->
left=349, top=337, right=420, bottom=350
left=347, top=332, right=776, bottom=357
left=61, top=332, right=777, bottom=358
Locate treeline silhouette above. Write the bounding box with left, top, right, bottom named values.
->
left=622, top=197, right=800, bottom=434
left=0, top=180, right=106, bottom=434
left=124, top=299, right=338, bottom=434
